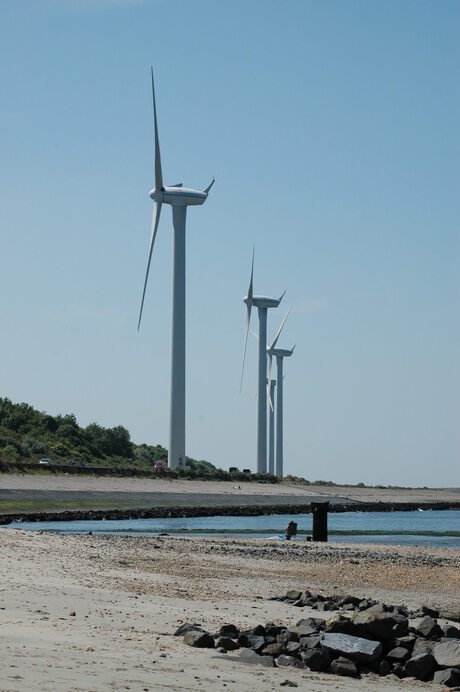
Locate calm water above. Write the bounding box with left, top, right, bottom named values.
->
left=6, top=510, right=460, bottom=548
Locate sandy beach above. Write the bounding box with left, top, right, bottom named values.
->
left=1, top=528, right=459, bottom=691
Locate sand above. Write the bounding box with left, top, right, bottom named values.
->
left=1, top=529, right=458, bottom=691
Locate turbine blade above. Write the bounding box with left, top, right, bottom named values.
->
left=203, top=178, right=215, bottom=194
left=151, top=68, right=163, bottom=190
left=138, top=201, right=162, bottom=330
left=239, top=302, right=252, bottom=392
left=278, top=289, right=286, bottom=303
left=267, top=354, right=273, bottom=411
left=269, top=305, right=292, bottom=351
left=247, top=246, right=254, bottom=304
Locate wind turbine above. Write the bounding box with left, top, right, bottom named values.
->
left=138, top=69, right=214, bottom=469
left=267, top=323, right=295, bottom=477
left=268, top=377, right=276, bottom=475
left=240, top=250, right=285, bottom=473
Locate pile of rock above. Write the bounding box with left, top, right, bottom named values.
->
left=176, top=596, right=460, bottom=687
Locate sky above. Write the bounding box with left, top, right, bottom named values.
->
left=0, top=0, right=459, bottom=486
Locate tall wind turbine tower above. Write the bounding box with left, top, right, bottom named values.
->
left=240, top=250, right=285, bottom=473
left=268, top=378, right=276, bottom=475
left=267, top=339, right=295, bottom=478
left=138, top=69, right=214, bottom=469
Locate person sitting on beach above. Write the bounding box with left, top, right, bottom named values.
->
left=284, top=520, right=298, bottom=541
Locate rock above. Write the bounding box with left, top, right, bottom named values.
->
left=443, top=624, right=460, bottom=639
left=286, top=641, right=301, bottom=655
left=174, top=622, right=203, bottom=636
left=392, top=663, right=407, bottom=678
left=69, top=611, right=76, bottom=617
left=280, top=681, right=298, bottom=688
left=338, top=595, right=361, bottom=608
left=439, top=610, right=460, bottom=623
left=328, top=656, right=359, bottom=677
left=216, top=646, right=227, bottom=653
left=277, top=654, right=303, bottom=668
left=422, top=605, right=439, bottom=618
left=412, top=638, right=436, bottom=654
left=216, top=636, right=240, bottom=651
left=432, top=667, right=460, bottom=687
left=299, top=635, right=321, bottom=650
left=321, top=632, right=382, bottom=663
left=278, top=630, right=299, bottom=644
left=404, top=651, right=436, bottom=680
left=377, top=659, right=391, bottom=676
left=434, top=640, right=460, bottom=668
left=395, top=634, right=416, bottom=651
left=386, top=646, right=410, bottom=662
left=416, top=615, right=442, bottom=639
left=218, top=624, right=239, bottom=638
left=325, top=614, right=352, bottom=634
left=238, top=649, right=274, bottom=667
left=352, top=609, right=408, bottom=640
left=261, top=643, right=283, bottom=656
left=296, top=617, right=325, bottom=630
left=247, top=624, right=266, bottom=636
left=266, top=624, right=285, bottom=637
left=292, top=624, right=317, bottom=637
left=238, top=634, right=266, bottom=652
left=301, top=647, right=331, bottom=672
left=286, top=590, right=302, bottom=601
left=183, top=630, right=214, bottom=648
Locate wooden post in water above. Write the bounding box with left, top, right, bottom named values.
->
left=312, top=502, right=329, bottom=542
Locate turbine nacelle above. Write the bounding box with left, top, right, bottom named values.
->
left=149, top=180, right=214, bottom=207
left=251, top=294, right=284, bottom=310
left=271, top=346, right=295, bottom=358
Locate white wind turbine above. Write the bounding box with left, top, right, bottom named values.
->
left=240, top=249, right=285, bottom=473
left=268, top=377, right=276, bottom=475
left=267, top=316, right=295, bottom=477
left=138, top=69, right=214, bottom=469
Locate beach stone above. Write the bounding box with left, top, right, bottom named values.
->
left=352, top=609, right=408, bottom=640
left=247, top=624, right=266, bottom=636
left=280, top=681, right=298, bottom=688
left=216, top=636, right=240, bottom=651
left=292, top=624, right=317, bottom=637
left=377, top=659, right=391, bottom=676
left=299, top=635, right=321, bottom=650
left=238, top=633, right=265, bottom=652
left=261, top=643, right=283, bottom=656
left=277, top=654, right=303, bottom=668
left=218, top=624, right=239, bottom=638
left=413, top=638, right=436, bottom=653
left=392, top=663, right=407, bottom=678
left=416, top=615, right=442, bottom=639
left=404, top=651, right=435, bottom=680
left=386, top=646, right=410, bottom=663
left=395, top=634, right=416, bottom=651
left=183, top=630, right=214, bottom=648
left=296, top=617, right=325, bottom=630
left=338, top=595, right=361, bottom=608
left=266, top=624, right=285, bottom=637
left=238, top=649, right=274, bottom=667
left=278, top=630, right=299, bottom=644
left=328, top=656, right=359, bottom=677
left=325, top=614, right=352, bottom=633
left=443, top=624, right=460, bottom=639
left=174, top=622, right=203, bottom=636
left=422, top=605, right=439, bottom=618
left=434, top=640, right=460, bottom=668
left=216, top=646, right=227, bottom=653
left=321, top=632, right=382, bottom=663
left=432, top=668, right=460, bottom=687
left=301, top=647, right=331, bottom=671
left=286, top=590, right=302, bottom=601
left=439, top=610, right=460, bottom=623
left=286, top=641, right=301, bottom=655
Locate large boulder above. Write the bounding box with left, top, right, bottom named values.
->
left=301, top=647, right=331, bottom=672
left=238, top=633, right=266, bottom=652
left=386, top=646, right=410, bottom=663
left=351, top=609, right=408, bottom=640
left=415, top=615, right=442, bottom=639
left=321, top=632, right=382, bottom=663
left=216, top=636, right=240, bottom=651
left=433, top=639, right=460, bottom=668
left=432, top=667, right=460, bottom=687
left=218, top=624, right=239, bottom=638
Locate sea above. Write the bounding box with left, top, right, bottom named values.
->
left=6, top=509, right=460, bottom=548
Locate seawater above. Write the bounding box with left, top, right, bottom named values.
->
left=6, top=509, right=460, bottom=548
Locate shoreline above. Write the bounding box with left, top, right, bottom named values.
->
left=2, top=500, right=460, bottom=525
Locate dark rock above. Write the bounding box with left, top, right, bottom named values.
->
left=433, top=639, right=460, bottom=668
left=216, top=646, right=227, bottom=653
left=216, top=636, right=240, bottom=651
left=278, top=630, right=299, bottom=644
left=439, top=610, right=460, bottom=623
left=261, top=643, right=283, bottom=656
left=377, top=659, right=391, bottom=676
left=416, top=615, right=442, bottom=639
left=266, top=624, right=285, bottom=637
left=238, top=649, right=274, bottom=667
left=299, top=635, right=321, bottom=650
left=238, top=634, right=266, bottom=652
left=422, top=605, right=440, bottom=618
left=328, top=656, right=359, bottom=677
left=404, top=651, right=435, bottom=680
left=277, top=654, right=303, bottom=668
left=296, top=617, right=325, bottom=630
left=443, top=624, right=460, bottom=639
left=392, top=663, right=407, bottom=678
left=432, top=667, right=460, bottom=687
left=395, top=635, right=416, bottom=651
left=247, top=624, right=266, bottom=637
left=352, top=609, right=408, bottom=640
left=286, top=641, right=301, bottom=655
left=292, top=624, right=317, bottom=637
left=280, top=681, right=298, bottom=688
left=69, top=611, right=76, bottom=617
left=325, top=614, right=352, bottom=633
left=321, top=632, right=382, bottom=663
left=174, top=622, right=203, bottom=636
left=386, top=646, right=410, bottom=662
left=338, top=595, right=361, bottom=608
left=218, top=624, right=239, bottom=638
left=183, top=630, right=214, bottom=648
left=301, top=647, right=331, bottom=672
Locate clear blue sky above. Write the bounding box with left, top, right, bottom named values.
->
left=1, top=0, right=459, bottom=486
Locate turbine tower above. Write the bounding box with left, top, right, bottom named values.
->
left=268, top=378, right=276, bottom=475
left=138, top=69, right=214, bottom=469
left=267, top=335, right=295, bottom=478
left=240, top=250, right=285, bottom=473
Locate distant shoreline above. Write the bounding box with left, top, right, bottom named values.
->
left=2, top=500, right=460, bottom=525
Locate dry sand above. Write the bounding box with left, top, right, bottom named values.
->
left=1, top=529, right=458, bottom=691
